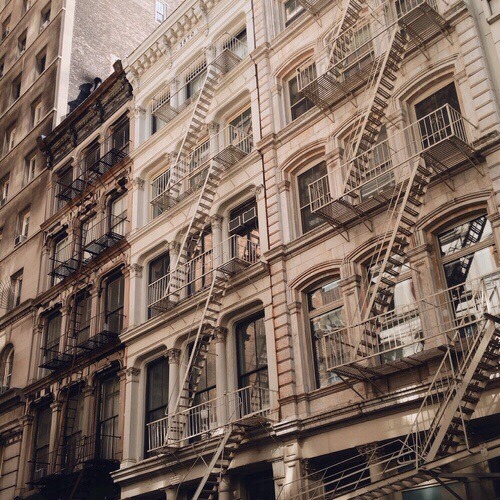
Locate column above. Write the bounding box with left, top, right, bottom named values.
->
left=208, top=121, right=220, bottom=160
left=271, top=441, right=303, bottom=499
left=167, top=348, right=181, bottom=417
left=270, top=84, right=284, bottom=132
left=253, top=184, right=268, bottom=253
left=325, top=146, right=344, bottom=200
left=214, top=327, right=228, bottom=425
left=219, top=476, right=232, bottom=500
left=81, top=385, right=95, bottom=439
left=128, top=263, right=143, bottom=326
left=15, top=414, right=34, bottom=497
left=131, top=176, right=145, bottom=231
left=48, top=400, right=62, bottom=473
left=168, top=241, right=181, bottom=303
left=133, top=105, right=147, bottom=147
left=211, top=214, right=223, bottom=269
left=121, top=367, right=140, bottom=468
left=277, top=180, right=291, bottom=244
left=357, top=443, right=385, bottom=491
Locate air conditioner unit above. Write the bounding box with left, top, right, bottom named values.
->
left=14, top=234, right=27, bottom=246
left=228, top=215, right=243, bottom=234
left=242, top=206, right=257, bottom=226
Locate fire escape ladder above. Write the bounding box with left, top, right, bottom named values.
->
left=163, top=272, right=228, bottom=447
left=342, top=27, right=407, bottom=192
left=192, top=424, right=246, bottom=500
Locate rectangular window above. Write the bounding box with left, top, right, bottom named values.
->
left=56, top=165, right=73, bottom=210
left=297, top=162, right=327, bottom=234
left=17, top=31, right=27, bottom=57
left=288, top=67, right=316, bottom=121
left=342, top=24, right=374, bottom=79
left=105, top=274, right=124, bottom=333
left=284, top=0, right=305, bottom=26
left=11, top=75, right=21, bottom=102
left=10, top=271, right=23, bottom=308
left=187, top=229, right=213, bottom=296
left=111, top=118, right=130, bottom=153
left=16, top=208, right=30, bottom=244
left=32, top=406, right=51, bottom=480
left=185, top=61, right=207, bottom=101
left=44, top=312, right=61, bottom=362
left=148, top=253, right=170, bottom=318
left=74, top=293, right=91, bottom=346
left=36, top=49, right=47, bottom=75
left=5, top=124, right=16, bottom=152
left=188, top=139, right=210, bottom=191
left=145, top=358, right=169, bottom=453
left=83, top=140, right=101, bottom=173
left=1, top=17, right=10, bottom=41
left=155, top=0, right=166, bottom=22
left=97, top=375, right=120, bottom=460
left=31, top=98, right=43, bottom=127
left=62, top=393, right=84, bottom=471
left=24, top=154, right=36, bottom=185
left=0, top=175, right=8, bottom=206
left=40, top=3, right=51, bottom=32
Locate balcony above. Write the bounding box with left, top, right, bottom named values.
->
left=148, top=234, right=260, bottom=312
left=211, top=34, right=248, bottom=75
left=147, top=385, right=274, bottom=452
left=55, top=142, right=130, bottom=206
left=83, top=213, right=127, bottom=261
left=39, top=311, right=123, bottom=371
left=151, top=125, right=253, bottom=210
left=49, top=241, right=80, bottom=280
left=298, top=0, right=447, bottom=110
left=321, top=271, right=500, bottom=379
left=309, top=105, right=480, bottom=230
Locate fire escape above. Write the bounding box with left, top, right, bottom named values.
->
left=145, top=35, right=274, bottom=499
left=33, top=138, right=130, bottom=499
left=285, top=0, right=499, bottom=498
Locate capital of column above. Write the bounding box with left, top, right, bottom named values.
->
left=252, top=184, right=265, bottom=200
left=134, top=106, right=146, bottom=118
left=168, top=241, right=180, bottom=253
left=207, top=121, right=220, bottom=134
left=50, top=400, right=63, bottom=412
left=82, top=385, right=96, bottom=397
left=210, top=214, right=223, bottom=229
left=129, top=263, right=143, bottom=278
left=124, top=367, right=141, bottom=383
left=356, top=442, right=380, bottom=463
left=277, top=180, right=290, bottom=193
left=132, top=177, right=145, bottom=191
left=213, top=326, right=228, bottom=343
left=20, top=414, right=34, bottom=427
left=166, top=348, right=181, bottom=364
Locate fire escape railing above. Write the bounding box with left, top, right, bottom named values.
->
left=322, top=271, right=500, bottom=373
left=147, top=385, right=274, bottom=452
left=308, top=104, right=478, bottom=222
left=151, top=124, right=253, bottom=211
left=147, top=234, right=260, bottom=311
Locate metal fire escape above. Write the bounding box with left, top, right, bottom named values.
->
left=146, top=38, right=271, bottom=499
left=286, top=0, right=499, bottom=497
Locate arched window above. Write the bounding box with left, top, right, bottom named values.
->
left=296, top=161, right=327, bottom=234
left=0, top=344, right=13, bottom=392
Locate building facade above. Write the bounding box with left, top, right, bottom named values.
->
left=0, top=0, right=158, bottom=498
left=114, top=0, right=500, bottom=499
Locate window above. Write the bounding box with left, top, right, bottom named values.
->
left=342, top=24, right=374, bottom=79
left=228, top=108, right=253, bottom=153
left=43, top=312, right=61, bottom=364
left=56, top=165, right=73, bottom=210
left=415, top=82, right=460, bottom=120
left=288, top=65, right=316, bottom=121
left=10, top=270, right=23, bottom=308
left=17, top=31, right=27, bottom=57
left=40, top=3, right=51, bottom=32
left=16, top=208, right=30, bottom=244
left=97, top=375, right=120, bottom=460
left=36, top=49, right=47, bottom=75
left=0, top=175, right=8, bottom=206
left=185, top=61, right=207, bottom=101
left=0, top=345, right=13, bottom=392
left=105, top=273, right=124, bottom=333
left=145, top=357, right=169, bottom=453
left=74, top=292, right=91, bottom=347
left=284, top=0, right=305, bottom=26
left=148, top=253, right=170, bottom=318
left=110, top=117, right=129, bottom=153
left=83, top=140, right=101, bottom=173
left=229, top=199, right=259, bottom=261
left=151, top=170, right=168, bottom=219
left=11, top=74, right=21, bottom=102
left=297, top=162, right=327, bottom=234
left=32, top=406, right=51, bottom=480
left=236, top=313, right=268, bottom=391
left=192, top=340, right=216, bottom=405
left=437, top=215, right=496, bottom=290
left=110, top=195, right=127, bottom=236
left=155, top=0, right=166, bottom=22
left=31, top=98, right=43, bottom=127
left=5, top=123, right=16, bottom=152
left=23, top=0, right=32, bottom=13
left=62, top=392, right=84, bottom=471
left=188, top=139, right=210, bottom=191
left=187, top=229, right=212, bottom=296
left=307, top=279, right=345, bottom=388
left=24, top=154, right=36, bottom=185
left=223, top=27, right=248, bottom=59
left=1, top=16, right=10, bottom=40
left=0, top=59, right=4, bottom=79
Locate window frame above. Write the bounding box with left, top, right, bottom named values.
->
left=284, top=0, right=306, bottom=27
left=287, top=65, right=316, bottom=122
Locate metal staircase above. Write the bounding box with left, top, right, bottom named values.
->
left=193, top=425, right=246, bottom=500
left=288, top=276, right=500, bottom=498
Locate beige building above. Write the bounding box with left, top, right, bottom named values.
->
left=115, top=0, right=500, bottom=499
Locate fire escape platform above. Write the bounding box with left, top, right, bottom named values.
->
left=88, top=148, right=128, bottom=176
left=50, top=258, right=80, bottom=279
left=213, top=144, right=248, bottom=169
left=84, top=232, right=124, bottom=257
left=211, top=50, right=241, bottom=75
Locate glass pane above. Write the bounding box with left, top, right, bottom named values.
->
left=298, top=162, right=327, bottom=233
left=146, top=358, right=169, bottom=422
left=107, top=275, right=124, bottom=313
left=443, top=247, right=497, bottom=289
left=308, top=279, right=341, bottom=311
left=236, top=314, right=268, bottom=384
left=438, top=216, right=492, bottom=257
left=149, top=253, right=170, bottom=283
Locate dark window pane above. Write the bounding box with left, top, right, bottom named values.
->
left=438, top=216, right=492, bottom=257
left=298, top=162, right=327, bottom=233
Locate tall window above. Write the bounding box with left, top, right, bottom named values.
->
left=236, top=313, right=268, bottom=390
left=32, top=406, right=51, bottom=480
left=188, top=139, right=210, bottom=191
left=40, top=3, right=51, bottom=31
left=105, top=273, right=124, bottom=333
left=284, top=0, right=305, bottom=26
left=62, top=392, right=84, bottom=471
left=0, top=175, right=9, bottom=205
left=307, top=279, right=345, bottom=388
left=16, top=207, right=30, bottom=244
left=145, top=357, right=169, bottom=453
left=229, top=108, right=253, bottom=152
left=155, top=0, right=167, bottom=22
left=56, top=165, right=73, bottom=210
left=24, top=154, right=36, bottom=185
left=74, top=292, right=91, bottom=347
left=10, top=271, right=23, bottom=308
left=110, top=195, right=127, bottom=236
left=36, top=48, right=47, bottom=75
left=5, top=123, right=16, bottom=152
left=17, top=31, right=27, bottom=57
left=229, top=199, right=259, bottom=261
left=185, top=61, right=207, bottom=101
left=288, top=66, right=315, bottom=121
left=192, top=341, right=216, bottom=406
left=11, top=74, right=21, bottom=102
left=1, top=16, right=10, bottom=41
left=83, top=140, right=101, bottom=174
left=31, top=97, right=43, bottom=127
left=97, top=375, right=120, bottom=460
left=437, top=215, right=496, bottom=289
left=342, top=24, right=374, bottom=78
left=0, top=345, right=13, bottom=392
left=187, top=229, right=213, bottom=296
left=297, top=162, right=327, bottom=234
left=43, top=312, right=61, bottom=364
left=148, top=253, right=170, bottom=318
left=415, top=82, right=460, bottom=121
left=110, top=117, right=130, bottom=153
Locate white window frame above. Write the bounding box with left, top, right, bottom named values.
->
left=155, top=0, right=167, bottom=22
